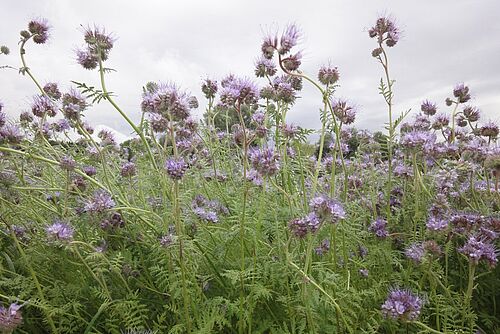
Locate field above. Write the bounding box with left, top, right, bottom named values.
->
left=0, top=15, right=499, bottom=334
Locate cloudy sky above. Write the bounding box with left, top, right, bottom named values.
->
left=1, top=0, right=499, bottom=139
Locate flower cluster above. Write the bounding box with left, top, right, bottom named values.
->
left=84, top=190, right=116, bottom=214
left=369, top=218, right=388, bottom=238
left=165, top=157, right=188, bottom=180
left=191, top=195, right=228, bottom=223
left=248, top=147, right=280, bottom=177
left=381, top=289, right=423, bottom=321
left=369, top=16, right=400, bottom=50
left=458, top=235, right=497, bottom=268
left=24, top=18, right=50, bottom=44
left=76, top=26, right=115, bottom=70
left=46, top=221, right=74, bottom=242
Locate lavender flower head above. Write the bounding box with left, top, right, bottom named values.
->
left=453, top=83, right=471, bottom=103
left=318, top=65, right=340, bottom=86
left=59, top=155, right=76, bottom=171
left=46, top=221, right=74, bottom=241
left=165, top=157, right=188, bottom=180
left=369, top=218, right=389, bottom=238
left=288, top=212, right=321, bottom=238
left=421, top=100, right=437, bottom=116
left=458, top=235, right=497, bottom=268
left=0, top=303, right=23, bottom=332
left=191, top=194, right=228, bottom=223
left=201, top=78, right=218, bottom=99
left=369, top=16, right=400, bottom=48
left=331, top=98, right=356, bottom=124
left=309, top=195, right=346, bottom=224
left=219, top=76, right=259, bottom=107
left=426, top=215, right=449, bottom=232
left=480, top=121, right=499, bottom=139
left=28, top=18, right=50, bottom=44
left=248, top=147, right=280, bottom=177
left=405, top=243, right=425, bottom=263
left=31, top=95, right=57, bottom=118
left=381, top=289, right=423, bottom=321
left=84, top=190, right=115, bottom=214
left=279, top=24, right=301, bottom=55
left=120, top=161, right=137, bottom=177
left=255, top=57, right=277, bottom=78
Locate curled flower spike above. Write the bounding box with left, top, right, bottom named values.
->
left=279, top=24, right=301, bottom=55
left=369, top=16, right=400, bottom=47
left=165, top=157, right=188, bottom=180
left=46, top=221, right=74, bottom=242
left=248, top=147, right=280, bottom=177
left=381, top=288, right=423, bottom=321
left=331, top=98, right=356, bottom=124
left=453, top=83, right=471, bottom=103
left=420, top=100, right=437, bottom=116
left=201, top=79, right=218, bottom=99
left=255, top=56, right=277, bottom=78
left=318, top=65, right=340, bottom=86
left=27, top=18, right=50, bottom=44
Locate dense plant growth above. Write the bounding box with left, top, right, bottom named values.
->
left=0, top=15, right=499, bottom=334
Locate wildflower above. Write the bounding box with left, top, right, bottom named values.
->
left=43, top=82, right=62, bottom=100
left=0, top=110, right=5, bottom=128
left=281, top=123, right=299, bottom=139
left=201, top=78, right=218, bottom=99
left=52, top=119, right=70, bottom=132
left=400, top=130, right=436, bottom=150
left=46, top=221, right=74, bottom=241
left=191, top=195, right=228, bottom=223
left=0, top=124, right=24, bottom=144
left=165, top=157, right=188, bottom=180
left=248, top=147, right=280, bottom=177
left=100, top=212, right=125, bottom=230
left=59, top=155, right=76, bottom=171
left=318, top=65, right=340, bottom=85
left=82, top=166, right=97, bottom=176
left=480, top=121, right=499, bottom=138
left=463, top=106, right=480, bottom=122
left=31, top=95, right=57, bottom=118
left=255, top=57, right=277, bottom=77
left=331, top=98, right=356, bottom=124
left=453, top=83, right=471, bottom=103
left=281, top=52, right=302, bottom=72
left=98, top=129, right=116, bottom=146
left=369, top=16, right=400, bottom=47
left=142, top=82, right=197, bottom=121
left=246, top=169, right=263, bottom=186
left=405, top=243, right=425, bottom=263
left=76, top=49, right=98, bottom=70
left=458, top=235, right=497, bottom=267
left=279, top=24, right=300, bottom=55
left=426, top=216, right=448, bottom=232
left=28, top=18, right=50, bottom=44
left=423, top=240, right=443, bottom=258
left=288, top=212, right=321, bottom=238
left=219, top=76, right=259, bottom=107
left=381, top=289, right=423, bottom=321
left=160, top=225, right=176, bottom=247
left=309, top=195, right=346, bottom=224
left=120, top=161, right=136, bottom=177
left=421, top=100, right=437, bottom=116
left=84, top=190, right=115, bottom=214
left=315, top=239, right=331, bottom=256
left=369, top=218, right=388, bottom=238
left=0, top=303, right=23, bottom=332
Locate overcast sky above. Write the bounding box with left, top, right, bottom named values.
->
left=1, top=0, right=499, bottom=139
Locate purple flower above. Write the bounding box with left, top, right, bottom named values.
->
left=255, top=57, right=277, bottom=77
left=309, top=195, right=346, bottom=224
left=219, top=76, right=259, bottom=107
left=43, top=82, right=62, bottom=100
left=458, top=235, right=497, bottom=267
left=400, top=130, right=436, bottom=150
left=480, top=121, right=499, bottom=138
left=463, top=106, right=480, bottom=122
left=165, top=157, right=188, bottom=180
left=288, top=212, right=321, bottom=238
left=46, top=221, right=74, bottom=241
left=318, top=65, right=340, bottom=86
left=369, top=218, right=388, bottom=238
left=0, top=111, right=5, bottom=128
left=28, top=18, right=50, bottom=44
left=453, top=83, right=471, bottom=103
left=120, top=161, right=137, bottom=177
left=405, top=243, right=425, bottom=263
left=201, top=78, right=218, bottom=99
left=426, top=216, right=448, bottom=232
left=31, top=95, right=57, bottom=118
left=83, top=166, right=97, bottom=176
left=421, top=100, right=437, bottom=116
left=76, top=49, right=98, bottom=70
left=142, top=82, right=197, bottom=121
left=369, top=16, right=400, bottom=47
left=279, top=24, right=300, bottom=55
left=381, top=289, right=423, bottom=321
left=246, top=169, right=263, bottom=186
left=315, top=239, right=331, bottom=256
left=0, top=124, right=24, bottom=144
left=0, top=303, right=23, bottom=332
left=248, top=147, right=280, bottom=177
left=331, top=99, right=356, bottom=125
left=59, top=155, right=76, bottom=171
left=84, top=190, right=115, bottom=214
left=191, top=195, right=228, bottom=223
